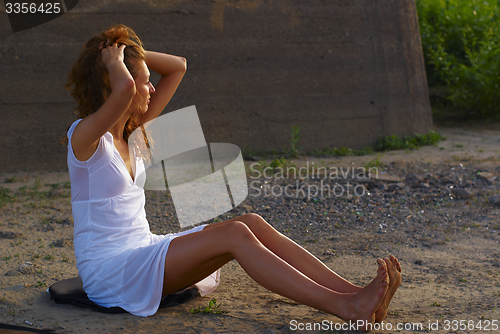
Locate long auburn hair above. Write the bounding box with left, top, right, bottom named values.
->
left=64, top=24, right=146, bottom=144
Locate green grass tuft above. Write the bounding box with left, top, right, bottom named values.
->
left=309, top=131, right=444, bottom=157
left=374, top=131, right=445, bottom=152
left=0, top=187, right=13, bottom=206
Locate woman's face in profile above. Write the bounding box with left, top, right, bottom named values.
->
left=132, top=60, right=155, bottom=114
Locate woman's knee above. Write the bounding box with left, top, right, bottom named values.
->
left=225, top=220, right=258, bottom=245
left=240, top=213, right=273, bottom=236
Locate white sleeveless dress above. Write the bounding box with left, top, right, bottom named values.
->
left=67, top=119, right=219, bottom=316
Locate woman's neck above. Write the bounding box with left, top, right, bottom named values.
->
left=108, top=113, right=131, bottom=142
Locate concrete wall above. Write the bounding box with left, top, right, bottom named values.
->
left=0, top=0, right=432, bottom=172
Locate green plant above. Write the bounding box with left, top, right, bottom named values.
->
left=416, top=0, right=500, bottom=118
left=189, top=298, right=225, bottom=314
left=47, top=181, right=72, bottom=189
left=365, top=155, right=385, bottom=169
left=374, top=131, right=444, bottom=151
left=269, top=157, right=295, bottom=170
left=44, top=254, right=55, bottom=261
left=281, top=125, right=301, bottom=158
left=309, top=147, right=353, bottom=157
left=242, top=146, right=254, bottom=157
left=289, top=125, right=301, bottom=158
left=354, top=146, right=375, bottom=156
left=32, top=176, right=42, bottom=190
left=308, top=131, right=442, bottom=157
left=0, top=187, right=13, bottom=206
left=5, top=176, right=16, bottom=183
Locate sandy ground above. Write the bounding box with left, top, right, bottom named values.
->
left=1, top=124, right=500, bottom=333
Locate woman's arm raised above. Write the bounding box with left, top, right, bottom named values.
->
left=137, top=51, right=187, bottom=125
left=71, top=43, right=136, bottom=161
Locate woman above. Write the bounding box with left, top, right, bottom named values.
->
left=66, top=24, right=402, bottom=328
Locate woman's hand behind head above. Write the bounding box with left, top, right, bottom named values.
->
left=100, top=42, right=127, bottom=69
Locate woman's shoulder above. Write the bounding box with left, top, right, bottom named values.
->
left=67, top=118, right=113, bottom=165
left=67, top=118, right=82, bottom=135
left=68, top=118, right=112, bottom=145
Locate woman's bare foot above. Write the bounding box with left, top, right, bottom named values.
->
left=343, top=259, right=389, bottom=331
left=375, top=255, right=402, bottom=322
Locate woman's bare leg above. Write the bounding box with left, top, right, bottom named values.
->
left=206, top=213, right=364, bottom=292
left=163, top=220, right=388, bottom=327
left=207, top=214, right=401, bottom=322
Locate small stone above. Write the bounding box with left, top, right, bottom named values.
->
left=263, top=329, right=276, bottom=334
left=387, top=184, right=399, bottom=192
left=50, top=239, right=70, bottom=248
left=48, top=189, right=64, bottom=198
left=58, top=217, right=73, bottom=225
left=371, top=174, right=403, bottom=183
left=414, top=260, right=423, bottom=265
left=5, top=284, right=25, bottom=291
left=5, top=269, right=20, bottom=276
left=488, top=195, right=500, bottom=206
left=451, top=188, right=473, bottom=199
left=174, top=9, right=190, bottom=15
left=16, top=262, right=35, bottom=275
left=0, top=231, right=19, bottom=239
left=478, top=172, right=496, bottom=183
left=440, top=177, right=455, bottom=184
left=40, top=224, right=54, bottom=232
left=364, top=180, right=377, bottom=190
left=389, top=160, right=406, bottom=169
left=240, top=205, right=253, bottom=211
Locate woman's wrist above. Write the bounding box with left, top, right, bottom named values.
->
left=105, top=58, right=125, bottom=71
left=144, top=50, right=186, bottom=76
left=107, top=60, right=134, bottom=90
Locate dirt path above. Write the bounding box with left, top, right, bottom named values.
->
left=0, top=125, right=499, bottom=333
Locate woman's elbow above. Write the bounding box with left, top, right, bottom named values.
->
left=180, top=57, right=187, bottom=72
left=117, top=78, right=136, bottom=99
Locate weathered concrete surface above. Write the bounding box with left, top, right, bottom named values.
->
left=0, top=0, right=432, bottom=172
